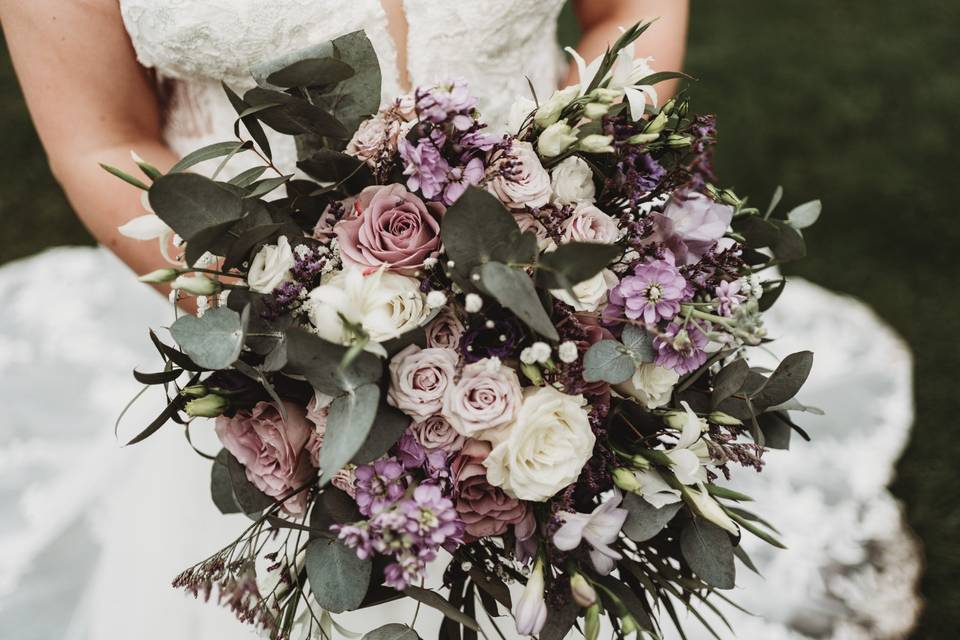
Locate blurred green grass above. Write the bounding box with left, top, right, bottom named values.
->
left=2, top=1, right=958, bottom=635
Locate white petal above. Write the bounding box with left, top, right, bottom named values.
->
left=667, top=449, right=703, bottom=486
left=118, top=214, right=170, bottom=240
left=552, top=514, right=588, bottom=551
left=624, top=87, right=649, bottom=121
left=588, top=548, right=617, bottom=575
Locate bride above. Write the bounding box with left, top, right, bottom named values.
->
left=0, top=1, right=921, bottom=638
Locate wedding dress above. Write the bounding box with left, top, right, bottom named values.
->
left=0, top=1, right=921, bottom=638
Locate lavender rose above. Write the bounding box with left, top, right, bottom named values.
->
left=387, top=345, right=458, bottom=422
left=561, top=203, right=620, bottom=244
left=411, top=415, right=465, bottom=452
left=215, top=400, right=314, bottom=515
left=487, top=141, right=553, bottom=210
left=442, top=358, right=523, bottom=438
left=648, top=192, right=734, bottom=265
left=334, top=184, right=445, bottom=272
left=452, top=439, right=536, bottom=541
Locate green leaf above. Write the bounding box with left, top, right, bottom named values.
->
left=305, top=538, right=372, bottom=613
left=169, top=306, right=248, bottom=370
left=751, top=351, right=813, bottom=409
left=622, top=493, right=682, bottom=542
left=351, top=402, right=411, bottom=465
left=362, top=624, right=420, bottom=640
left=403, top=585, right=480, bottom=631
left=771, top=219, right=807, bottom=262
left=298, top=149, right=374, bottom=194
left=758, top=278, right=786, bottom=312
left=732, top=215, right=780, bottom=248
left=679, top=519, right=736, bottom=590
left=479, top=262, right=559, bottom=341
left=786, top=199, right=822, bottom=229
left=313, top=31, right=383, bottom=136
left=169, top=141, right=250, bottom=174
left=225, top=449, right=274, bottom=515
left=582, top=339, right=635, bottom=384
left=310, top=486, right=363, bottom=534
left=211, top=449, right=243, bottom=514
left=267, top=57, right=356, bottom=88
left=711, top=359, right=749, bottom=408
left=539, top=598, right=580, bottom=640
left=733, top=546, right=761, bottom=575
left=757, top=411, right=793, bottom=450
left=537, top=241, right=620, bottom=291
left=100, top=163, right=149, bottom=190
left=223, top=82, right=273, bottom=160
left=148, top=173, right=246, bottom=243
left=244, top=87, right=350, bottom=139
left=634, top=70, right=694, bottom=87
left=244, top=174, right=293, bottom=199
left=282, top=328, right=382, bottom=396
left=222, top=223, right=282, bottom=270
left=227, top=166, right=269, bottom=188
left=765, top=185, right=784, bottom=218
left=319, top=383, right=380, bottom=485
left=621, top=325, right=655, bottom=363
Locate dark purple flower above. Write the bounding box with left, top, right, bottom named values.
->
left=459, top=312, right=528, bottom=363
left=610, top=257, right=688, bottom=324
left=654, top=322, right=709, bottom=374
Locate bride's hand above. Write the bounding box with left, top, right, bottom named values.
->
left=567, top=0, right=690, bottom=97
left=0, top=0, right=184, bottom=302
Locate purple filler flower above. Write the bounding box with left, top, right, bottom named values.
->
left=715, top=280, right=746, bottom=316
left=443, top=157, right=485, bottom=205
left=400, top=138, right=450, bottom=201
left=654, top=322, right=709, bottom=374
left=354, top=457, right=406, bottom=517
left=610, top=257, right=688, bottom=324
left=400, top=484, right=463, bottom=549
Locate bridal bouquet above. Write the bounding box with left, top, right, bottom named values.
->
left=109, top=22, right=821, bottom=640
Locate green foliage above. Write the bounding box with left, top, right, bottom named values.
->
left=582, top=339, right=635, bottom=384
left=305, top=538, right=372, bottom=613
left=679, top=519, right=736, bottom=590
left=479, top=261, right=558, bottom=341
left=623, top=494, right=682, bottom=542
left=362, top=624, right=420, bottom=640
left=169, top=306, right=248, bottom=370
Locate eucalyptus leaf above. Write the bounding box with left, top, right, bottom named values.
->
left=582, top=339, right=635, bottom=384
left=362, top=624, right=420, bottom=640
left=298, top=149, right=374, bottom=194
left=222, top=82, right=273, bottom=160
left=770, top=219, right=806, bottom=262
left=227, top=166, right=269, bottom=187
left=403, top=585, right=480, bottom=631
left=305, top=538, right=372, bottom=613
left=623, top=493, right=682, bottom=542
left=786, top=199, right=822, bottom=229
left=312, top=31, right=382, bottom=137
left=757, top=411, right=792, bottom=450
left=351, top=401, right=411, bottom=465
left=732, top=215, right=780, bottom=248
left=679, top=519, right=736, bottom=590
left=169, top=141, right=249, bottom=174
left=711, top=359, right=749, bottom=408
left=440, top=187, right=528, bottom=282
left=751, top=351, right=813, bottom=409
left=148, top=173, right=245, bottom=243
left=319, top=383, right=380, bottom=485
left=100, top=163, right=149, bottom=190
left=621, top=325, right=655, bottom=363
left=537, top=242, right=620, bottom=291
left=479, top=262, right=559, bottom=341
left=225, top=449, right=274, bottom=515
left=244, top=87, right=350, bottom=139
left=282, top=328, right=383, bottom=396
left=222, top=223, right=283, bottom=270
left=169, top=306, right=248, bottom=370
left=211, top=449, right=242, bottom=514
left=765, top=185, right=784, bottom=218
left=310, top=486, right=363, bottom=535
left=244, top=175, right=293, bottom=199
left=267, top=57, right=355, bottom=88
left=539, top=599, right=579, bottom=640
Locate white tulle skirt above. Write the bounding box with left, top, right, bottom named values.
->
left=0, top=247, right=921, bottom=640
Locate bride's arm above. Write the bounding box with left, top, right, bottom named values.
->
left=1, top=0, right=181, bottom=289
left=568, top=0, right=689, bottom=97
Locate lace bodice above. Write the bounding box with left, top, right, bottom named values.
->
left=119, top=0, right=567, bottom=173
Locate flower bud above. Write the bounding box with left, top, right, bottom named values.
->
left=534, top=85, right=580, bottom=128
left=612, top=468, right=642, bottom=493
left=138, top=268, right=180, bottom=284
left=720, top=189, right=742, bottom=207
left=643, top=111, right=669, bottom=134
left=685, top=485, right=739, bottom=534
left=180, top=384, right=208, bottom=398
left=570, top=573, right=597, bottom=607
left=663, top=411, right=686, bottom=430
left=171, top=274, right=220, bottom=296
left=661, top=98, right=677, bottom=115
left=584, top=603, right=601, bottom=640
left=185, top=394, right=228, bottom=418
left=521, top=362, right=544, bottom=386
left=709, top=411, right=742, bottom=426
left=584, top=102, right=611, bottom=120
left=513, top=559, right=547, bottom=636
left=589, top=88, right=621, bottom=104
left=577, top=134, right=615, bottom=154
left=626, top=132, right=659, bottom=145
left=619, top=614, right=639, bottom=637
left=538, top=122, right=578, bottom=157
left=666, top=134, right=693, bottom=149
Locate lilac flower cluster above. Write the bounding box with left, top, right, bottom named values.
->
left=262, top=244, right=327, bottom=319
left=334, top=456, right=463, bottom=590
left=399, top=81, right=503, bottom=205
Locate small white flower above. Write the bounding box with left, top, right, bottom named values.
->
left=423, top=256, right=438, bottom=269
left=537, top=122, right=578, bottom=158
left=426, top=290, right=447, bottom=308
left=520, top=347, right=537, bottom=365
left=552, top=491, right=629, bottom=575
left=171, top=274, right=219, bottom=296
left=464, top=293, right=483, bottom=313
left=483, top=357, right=502, bottom=373
left=248, top=236, right=296, bottom=294
left=558, top=341, right=579, bottom=364
left=577, top=134, right=615, bottom=154
left=529, top=341, right=551, bottom=363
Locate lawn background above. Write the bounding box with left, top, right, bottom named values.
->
left=2, top=1, right=957, bottom=636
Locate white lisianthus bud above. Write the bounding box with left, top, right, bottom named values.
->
left=538, top=122, right=578, bottom=157
left=667, top=134, right=693, bottom=149
left=588, top=88, right=621, bottom=104
left=644, top=111, right=670, bottom=134
left=171, top=274, right=220, bottom=296
left=577, top=134, right=615, bottom=154
left=627, top=132, right=660, bottom=145
left=558, top=341, right=579, bottom=364
left=184, top=394, right=228, bottom=418
left=248, top=236, right=296, bottom=294
left=584, top=603, right=601, bottom=640
left=550, top=156, right=596, bottom=205
left=138, top=268, right=180, bottom=284
left=570, top=573, right=597, bottom=607
left=534, top=85, right=580, bottom=128
left=584, top=102, right=610, bottom=120
left=464, top=293, right=483, bottom=313
left=426, top=290, right=447, bottom=308
left=529, top=341, right=551, bottom=364
left=118, top=214, right=171, bottom=241
left=513, top=559, right=548, bottom=636
left=709, top=411, right=743, bottom=426
left=520, top=347, right=537, bottom=365
left=612, top=468, right=642, bottom=493
left=686, top=485, right=740, bottom=534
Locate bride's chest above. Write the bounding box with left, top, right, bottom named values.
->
left=119, top=0, right=566, bottom=86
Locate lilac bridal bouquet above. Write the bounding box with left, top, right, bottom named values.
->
left=108, top=22, right=822, bottom=640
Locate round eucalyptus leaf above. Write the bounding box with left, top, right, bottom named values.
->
left=305, top=538, right=372, bottom=613
left=786, top=199, right=822, bottom=229
left=680, top=518, right=736, bottom=589
left=479, top=262, right=559, bottom=341
left=148, top=173, right=245, bottom=241
left=362, top=624, right=420, bottom=640
left=622, top=493, right=682, bottom=542
left=318, top=383, right=380, bottom=485
left=582, top=340, right=635, bottom=384
left=621, top=325, right=655, bottom=363
left=170, top=306, right=248, bottom=370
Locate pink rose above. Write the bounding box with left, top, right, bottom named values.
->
left=442, top=358, right=522, bottom=438
left=304, top=393, right=331, bottom=468
left=411, top=415, right=465, bottom=452
left=425, top=308, right=466, bottom=350
left=452, top=439, right=536, bottom=541
left=387, top=345, right=458, bottom=422
left=346, top=113, right=413, bottom=166
left=215, top=400, right=314, bottom=515
left=334, top=184, right=445, bottom=272
left=514, top=212, right=555, bottom=251
left=561, top=203, right=620, bottom=244
left=487, top=142, right=553, bottom=210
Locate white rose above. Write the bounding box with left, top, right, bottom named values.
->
left=614, top=363, right=680, bottom=410
left=550, top=269, right=618, bottom=313
left=248, top=236, right=295, bottom=294
left=484, top=386, right=596, bottom=502
left=507, top=95, right=537, bottom=134
left=537, top=122, right=578, bottom=158
left=306, top=266, right=429, bottom=354
left=550, top=156, right=596, bottom=205
left=514, top=213, right=556, bottom=252
left=487, top=142, right=552, bottom=210
left=534, top=85, right=580, bottom=128
left=560, top=203, right=619, bottom=244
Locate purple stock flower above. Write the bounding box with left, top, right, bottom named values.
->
left=354, top=457, right=406, bottom=517
left=400, top=138, right=450, bottom=201
left=394, top=431, right=453, bottom=481
left=654, top=322, right=710, bottom=374
left=443, top=157, right=485, bottom=204
left=715, top=280, right=746, bottom=316
left=416, top=81, right=477, bottom=128
left=610, top=257, right=688, bottom=324
left=400, top=484, right=463, bottom=549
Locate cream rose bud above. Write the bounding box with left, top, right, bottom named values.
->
left=442, top=358, right=523, bottom=438
left=306, top=266, right=429, bottom=351
left=248, top=236, right=295, bottom=294
left=538, top=122, right=578, bottom=158
left=550, top=269, right=618, bottom=313
left=484, top=386, right=596, bottom=502
left=561, top=203, right=619, bottom=244
left=614, top=362, right=680, bottom=410
left=387, top=345, right=458, bottom=422
left=487, top=142, right=552, bottom=210
left=550, top=156, right=596, bottom=205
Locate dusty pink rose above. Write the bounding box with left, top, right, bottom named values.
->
left=304, top=393, right=331, bottom=468
left=388, top=345, right=458, bottom=421
left=442, top=358, right=522, bottom=438
left=561, top=203, right=620, bottom=244
left=452, top=439, right=536, bottom=541
left=425, top=308, right=466, bottom=349
left=411, top=415, right=465, bottom=452
left=215, top=400, right=314, bottom=515
left=334, top=184, right=445, bottom=272
left=346, top=113, right=413, bottom=166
